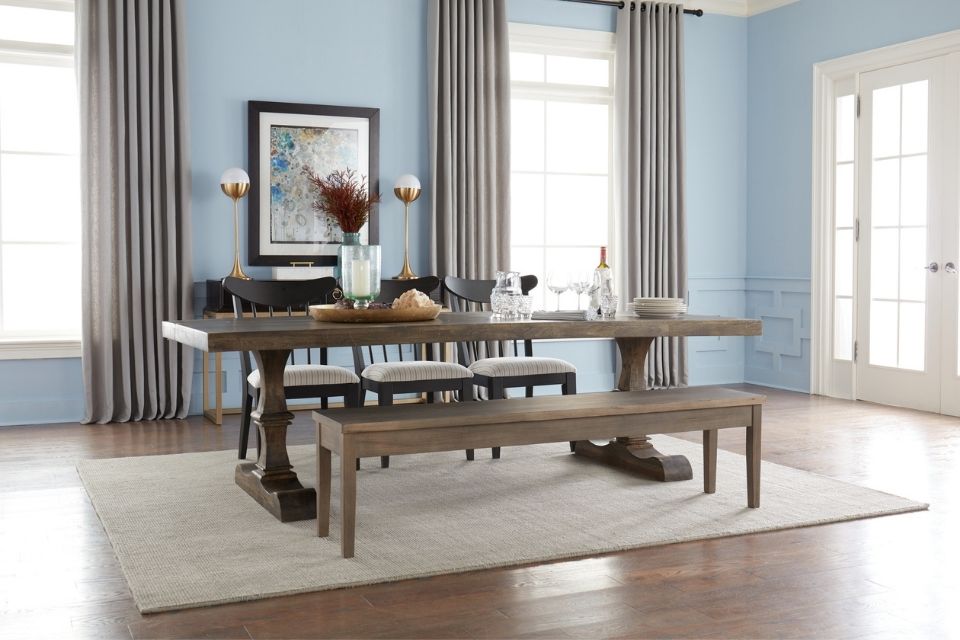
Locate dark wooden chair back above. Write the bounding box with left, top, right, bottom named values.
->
left=223, top=277, right=338, bottom=381
left=353, top=276, right=443, bottom=373
left=443, top=275, right=538, bottom=366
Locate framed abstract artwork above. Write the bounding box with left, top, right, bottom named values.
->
left=247, top=101, right=380, bottom=266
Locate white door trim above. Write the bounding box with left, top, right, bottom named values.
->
left=811, top=28, right=960, bottom=398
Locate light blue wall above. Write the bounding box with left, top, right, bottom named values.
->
left=744, top=0, right=960, bottom=391
left=0, top=0, right=753, bottom=426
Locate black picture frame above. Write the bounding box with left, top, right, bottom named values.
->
left=247, top=100, right=380, bottom=266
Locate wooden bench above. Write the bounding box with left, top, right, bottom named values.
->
left=313, top=387, right=765, bottom=558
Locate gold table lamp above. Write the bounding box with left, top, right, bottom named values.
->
left=393, top=174, right=421, bottom=280
left=220, top=167, right=251, bottom=280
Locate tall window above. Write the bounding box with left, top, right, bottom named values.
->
left=508, top=24, right=615, bottom=310
left=0, top=0, right=80, bottom=353
left=833, top=91, right=855, bottom=361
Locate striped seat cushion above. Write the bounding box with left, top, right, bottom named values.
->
left=247, top=364, right=359, bottom=389
left=362, top=361, right=473, bottom=383
left=468, top=356, right=577, bottom=377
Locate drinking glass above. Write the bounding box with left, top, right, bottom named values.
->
left=600, top=293, right=619, bottom=319
left=546, top=272, right=569, bottom=311
left=517, top=294, right=534, bottom=319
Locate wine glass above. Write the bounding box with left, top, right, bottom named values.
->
left=570, top=272, right=592, bottom=311
left=546, top=272, right=569, bottom=311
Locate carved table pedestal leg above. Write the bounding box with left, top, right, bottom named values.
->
left=235, top=349, right=317, bottom=521
left=572, top=337, right=693, bottom=481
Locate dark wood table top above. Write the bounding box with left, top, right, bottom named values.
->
left=162, top=312, right=761, bottom=353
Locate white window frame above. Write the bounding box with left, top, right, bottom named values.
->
left=811, top=28, right=960, bottom=398
left=0, top=0, right=79, bottom=359
left=507, top=23, right=616, bottom=310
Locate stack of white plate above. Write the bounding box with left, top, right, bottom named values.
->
left=627, top=297, right=688, bottom=318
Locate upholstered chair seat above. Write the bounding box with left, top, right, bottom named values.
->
left=362, top=361, right=473, bottom=383
left=247, top=364, right=360, bottom=389
left=468, top=357, right=576, bottom=378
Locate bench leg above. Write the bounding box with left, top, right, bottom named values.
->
left=316, top=443, right=331, bottom=537
left=703, top=429, right=717, bottom=494
left=747, top=404, right=762, bottom=508
left=341, top=440, right=357, bottom=558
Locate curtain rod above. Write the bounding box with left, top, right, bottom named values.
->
left=559, top=0, right=704, bottom=16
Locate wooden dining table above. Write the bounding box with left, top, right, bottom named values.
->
left=162, top=312, right=761, bottom=522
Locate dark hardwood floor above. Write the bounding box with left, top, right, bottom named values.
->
left=0, top=385, right=956, bottom=639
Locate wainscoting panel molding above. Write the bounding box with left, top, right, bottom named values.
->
left=687, top=277, right=747, bottom=385
left=744, top=277, right=811, bottom=392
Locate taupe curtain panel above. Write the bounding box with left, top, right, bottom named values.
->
left=78, top=0, right=193, bottom=423
left=428, top=0, right=511, bottom=279
left=615, top=1, right=687, bottom=387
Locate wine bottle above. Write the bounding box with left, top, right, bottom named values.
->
left=590, top=246, right=613, bottom=314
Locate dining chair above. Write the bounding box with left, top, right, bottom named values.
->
left=443, top=275, right=578, bottom=459
left=223, top=277, right=362, bottom=460
left=353, top=275, right=474, bottom=469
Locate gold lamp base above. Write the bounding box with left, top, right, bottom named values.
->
left=228, top=255, right=250, bottom=280
left=394, top=258, right=418, bottom=280
left=222, top=181, right=251, bottom=280
left=392, top=187, right=420, bottom=280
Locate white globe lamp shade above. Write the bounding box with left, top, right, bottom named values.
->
left=394, top=174, right=420, bottom=190
left=220, top=167, right=250, bottom=185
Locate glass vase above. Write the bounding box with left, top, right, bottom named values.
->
left=341, top=244, right=381, bottom=309
left=337, top=231, right=362, bottom=285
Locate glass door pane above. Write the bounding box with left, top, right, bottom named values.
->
left=867, top=80, right=929, bottom=371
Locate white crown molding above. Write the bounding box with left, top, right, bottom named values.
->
left=684, top=0, right=799, bottom=18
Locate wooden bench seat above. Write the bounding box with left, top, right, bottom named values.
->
left=313, top=387, right=765, bottom=558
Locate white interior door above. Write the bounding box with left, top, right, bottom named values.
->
left=856, top=57, right=947, bottom=412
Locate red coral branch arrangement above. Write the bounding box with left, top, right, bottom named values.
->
left=304, top=168, right=381, bottom=233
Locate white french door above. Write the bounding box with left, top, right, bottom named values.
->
left=855, top=54, right=960, bottom=415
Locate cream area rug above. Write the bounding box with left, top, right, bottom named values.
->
left=77, top=437, right=927, bottom=613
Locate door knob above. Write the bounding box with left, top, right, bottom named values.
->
left=925, top=262, right=940, bottom=273
left=946, top=262, right=958, bottom=274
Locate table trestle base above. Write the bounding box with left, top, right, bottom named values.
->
left=572, top=438, right=694, bottom=481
